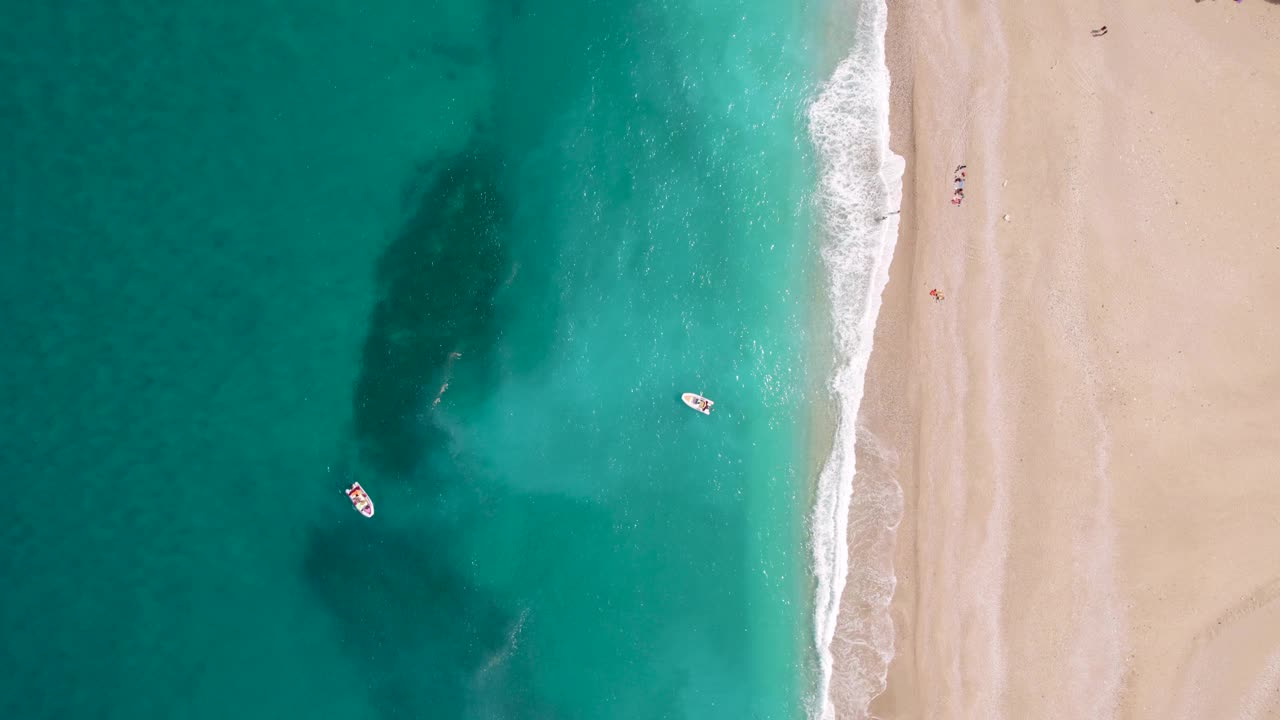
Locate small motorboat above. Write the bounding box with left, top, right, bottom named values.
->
left=681, top=392, right=714, bottom=415
left=345, top=482, right=375, bottom=518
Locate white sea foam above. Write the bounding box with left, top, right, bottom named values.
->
left=805, top=0, right=903, bottom=717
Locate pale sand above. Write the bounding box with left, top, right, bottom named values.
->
left=833, top=0, right=1280, bottom=718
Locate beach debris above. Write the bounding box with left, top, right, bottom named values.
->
left=951, top=165, right=967, bottom=206
left=929, top=288, right=945, bottom=302
left=1091, top=26, right=1108, bottom=37
left=1003, top=213, right=1012, bottom=222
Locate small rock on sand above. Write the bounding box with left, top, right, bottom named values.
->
left=1003, top=214, right=1012, bottom=222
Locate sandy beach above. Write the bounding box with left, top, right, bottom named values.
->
left=831, top=0, right=1280, bottom=717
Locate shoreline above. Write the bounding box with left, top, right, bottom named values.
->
left=806, top=0, right=906, bottom=716
left=838, top=0, right=1280, bottom=718
left=824, top=0, right=917, bottom=715
left=861, top=0, right=919, bottom=710
left=850, top=0, right=923, bottom=714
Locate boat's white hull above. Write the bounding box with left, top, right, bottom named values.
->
left=345, top=482, right=375, bottom=518
left=681, top=392, right=714, bottom=415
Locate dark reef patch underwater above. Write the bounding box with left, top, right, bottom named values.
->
left=352, top=149, right=510, bottom=478
left=302, top=521, right=514, bottom=719
left=310, top=145, right=520, bottom=719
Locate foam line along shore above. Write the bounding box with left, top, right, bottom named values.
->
left=805, top=0, right=904, bottom=716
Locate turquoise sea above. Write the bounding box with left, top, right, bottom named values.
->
left=0, top=1, right=852, bottom=718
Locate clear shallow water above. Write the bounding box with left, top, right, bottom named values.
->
left=0, top=1, right=829, bottom=718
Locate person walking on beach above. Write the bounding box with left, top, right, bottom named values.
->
left=929, top=288, right=945, bottom=302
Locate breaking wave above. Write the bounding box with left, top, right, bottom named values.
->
left=806, top=0, right=905, bottom=717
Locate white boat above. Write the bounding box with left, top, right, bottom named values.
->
left=344, top=482, right=375, bottom=518
left=681, top=392, right=714, bottom=415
